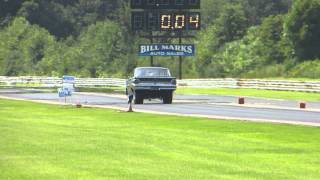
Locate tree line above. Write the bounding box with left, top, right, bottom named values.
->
left=0, top=0, right=320, bottom=78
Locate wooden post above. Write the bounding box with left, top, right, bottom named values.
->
left=238, top=97, right=245, bottom=105
left=299, top=102, right=306, bottom=109
left=127, top=94, right=134, bottom=112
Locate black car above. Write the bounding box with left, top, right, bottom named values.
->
left=126, top=67, right=177, bottom=104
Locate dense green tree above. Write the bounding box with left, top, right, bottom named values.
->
left=0, top=17, right=57, bottom=76
left=16, top=0, right=122, bottom=38
left=195, top=14, right=288, bottom=78
left=195, top=3, right=248, bottom=77
left=18, top=0, right=75, bottom=38
left=63, top=21, right=125, bottom=77
left=284, top=0, right=320, bottom=61
left=0, top=0, right=23, bottom=26
left=242, top=0, right=292, bottom=25
left=254, top=15, right=286, bottom=64
left=1, top=0, right=320, bottom=79
left=214, top=4, right=248, bottom=45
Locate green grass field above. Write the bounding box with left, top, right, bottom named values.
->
left=1, top=99, right=320, bottom=179
left=176, top=88, right=320, bottom=102
left=262, top=77, right=320, bottom=81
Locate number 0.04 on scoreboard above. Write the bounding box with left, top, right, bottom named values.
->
left=132, top=12, right=200, bottom=31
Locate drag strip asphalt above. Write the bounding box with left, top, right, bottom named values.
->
left=1, top=92, right=320, bottom=127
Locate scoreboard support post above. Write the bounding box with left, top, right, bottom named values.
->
left=179, top=36, right=183, bottom=80
left=149, top=31, right=154, bottom=67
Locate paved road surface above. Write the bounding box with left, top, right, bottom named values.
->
left=1, top=91, right=320, bottom=126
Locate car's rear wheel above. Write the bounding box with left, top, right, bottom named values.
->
left=134, top=91, right=144, bottom=104
left=163, top=92, right=173, bottom=104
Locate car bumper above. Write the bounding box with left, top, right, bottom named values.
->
left=134, top=85, right=176, bottom=91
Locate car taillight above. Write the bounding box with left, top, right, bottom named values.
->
left=171, top=79, right=177, bottom=85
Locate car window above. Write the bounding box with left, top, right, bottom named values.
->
left=134, top=68, right=170, bottom=77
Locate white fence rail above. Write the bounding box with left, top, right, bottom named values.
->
left=0, top=76, right=126, bottom=87
left=1, top=76, right=320, bottom=92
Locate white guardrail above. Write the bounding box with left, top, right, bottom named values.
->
left=1, top=76, right=320, bottom=92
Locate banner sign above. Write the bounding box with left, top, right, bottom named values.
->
left=139, top=44, right=195, bottom=56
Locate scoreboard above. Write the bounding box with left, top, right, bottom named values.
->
left=132, top=12, right=200, bottom=31
left=131, top=0, right=200, bottom=78
left=131, top=0, right=201, bottom=32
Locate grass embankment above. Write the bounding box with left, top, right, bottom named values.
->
left=1, top=99, right=320, bottom=179
left=176, top=88, right=320, bottom=102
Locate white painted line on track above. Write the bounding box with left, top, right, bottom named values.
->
left=74, top=92, right=126, bottom=99
left=208, top=102, right=320, bottom=113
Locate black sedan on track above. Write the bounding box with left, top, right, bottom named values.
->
left=126, top=67, right=177, bottom=104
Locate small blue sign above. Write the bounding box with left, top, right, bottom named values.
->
left=139, top=44, right=195, bottom=56
left=62, top=76, right=75, bottom=84
left=58, top=88, right=72, bottom=97
left=59, top=75, right=75, bottom=97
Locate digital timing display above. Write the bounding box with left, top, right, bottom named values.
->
left=132, top=12, right=200, bottom=31
left=131, top=0, right=200, bottom=32
left=131, top=0, right=200, bottom=9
